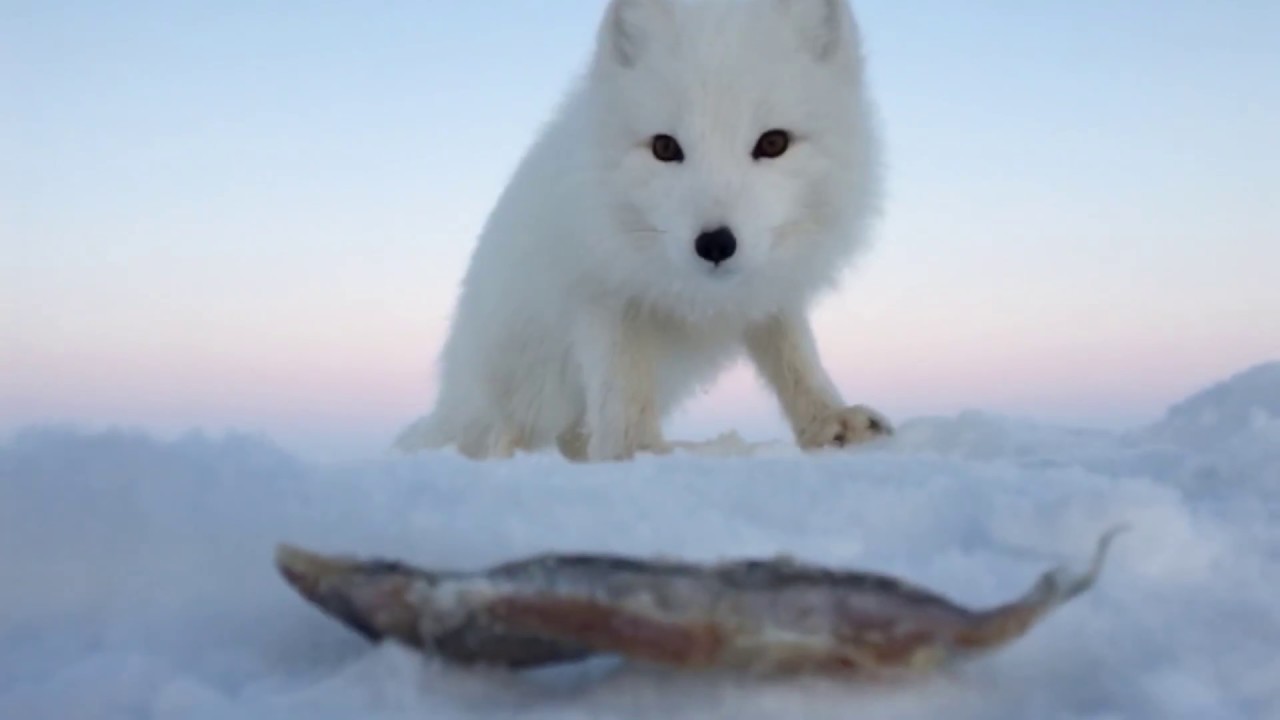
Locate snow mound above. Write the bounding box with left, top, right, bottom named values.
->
left=3, top=366, right=1279, bottom=719
left=1145, top=361, right=1280, bottom=449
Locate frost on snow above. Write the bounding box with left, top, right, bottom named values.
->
left=2, top=362, right=1278, bottom=719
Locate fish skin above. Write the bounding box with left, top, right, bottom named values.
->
left=275, top=526, right=1126, bottom=677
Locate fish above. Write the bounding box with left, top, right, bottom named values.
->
left=274, top=526, right=1125, bottom=679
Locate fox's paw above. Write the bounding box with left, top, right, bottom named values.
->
left=578, top=431, right=672, bottom=463
left=798, top=405, right=893, bottom=450
left=586, top=439, right=673, bottom=463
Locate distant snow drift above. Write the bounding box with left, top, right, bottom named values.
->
left=2, top=363, right=1278, bottom=720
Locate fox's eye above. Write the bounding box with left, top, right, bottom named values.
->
left=752, top=129, right=791, bottom=160
left=651, top=134, right=685, bottom=163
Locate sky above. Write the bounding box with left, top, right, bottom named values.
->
left=3, top=0, right=1278, bottom=462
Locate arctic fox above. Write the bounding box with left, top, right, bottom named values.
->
left=396, top=0, right=891, bottom=462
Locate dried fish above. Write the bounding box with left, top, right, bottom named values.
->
left=275, top=526, right=1125, bottom=679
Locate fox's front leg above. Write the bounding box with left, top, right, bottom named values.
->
left=572, top=305, right=668, bottom=462
left=744, top=311, right=892, bottom=450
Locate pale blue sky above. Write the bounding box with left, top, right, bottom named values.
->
left=3, top=1, right=1278, bottom=461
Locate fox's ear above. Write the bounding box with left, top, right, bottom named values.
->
left=598, top=0, right=673, bottom=68
left=776, top=0, right=855, bottom=62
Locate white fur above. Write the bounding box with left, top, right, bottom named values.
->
left=396, top=0, right=890, bottom=462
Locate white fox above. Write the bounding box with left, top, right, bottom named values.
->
left=397, top=0, right=891, bottom=462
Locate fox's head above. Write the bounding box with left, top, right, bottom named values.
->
left=582, top=0, right=881, bottom=321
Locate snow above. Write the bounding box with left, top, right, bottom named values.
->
left=2, top=363, right=1278, bottom=720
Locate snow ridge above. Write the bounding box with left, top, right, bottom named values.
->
left=2, top=363, right=1278, bottom=719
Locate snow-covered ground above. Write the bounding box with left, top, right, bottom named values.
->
left=3, top=363, right=1278, bottom=720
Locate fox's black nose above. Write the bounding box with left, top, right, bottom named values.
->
left=694, top=226, right=737, bottom=265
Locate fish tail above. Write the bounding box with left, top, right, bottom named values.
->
left=951, top=524, right=1128, bottom=653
